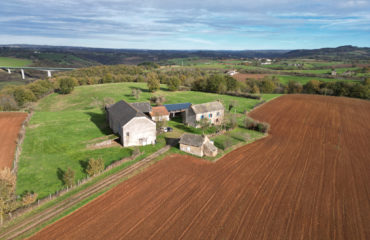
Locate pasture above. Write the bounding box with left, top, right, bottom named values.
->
left=17, top=82, right=279, bottom=198
left=0, top=57, right=32, bottom=67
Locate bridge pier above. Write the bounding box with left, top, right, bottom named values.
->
left=21, top=69, right=25, bottom=80
left=7, top=69, right=11, bottom=74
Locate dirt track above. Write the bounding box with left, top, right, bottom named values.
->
left=0, top=112, right=27, bottom=169
left=30, top=95, right=370, bottom=240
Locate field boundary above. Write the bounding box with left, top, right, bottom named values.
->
left=12, top=111, right=32, bottom=174
left=0, top=145, right=170, bottom=240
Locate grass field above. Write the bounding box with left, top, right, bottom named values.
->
left=17, top=82, right=280, bottom=199
left=275, top=75, right=358, bottom=84
left=0, top=57, right=32, bottom=67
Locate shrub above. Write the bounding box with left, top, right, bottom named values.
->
left=86, top=158, right=105, bottom=176
left=13, top=87, right=36, bottom=107
left=0, top=94, right=18, bottom=111
left=244, top=117, right=257, bottom=129
left=63, top=168, right=75, bottom=187
left=222, top=134, right=234, bottom=150
left=131, top=88, right=142, bottom=99
left=21, top=191, right=38, bottom=206
left=257, top=122, right=270, bottom=133
left=260, top=79, right=276, bottom=93
left=59, top=78, right=76, bottom=94
left=150, top=95, right=166, bottom=106
left=244, top=116, right=270, bottom=133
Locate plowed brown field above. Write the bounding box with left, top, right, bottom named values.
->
left=0, top=112, right=27, bottom=169
left=30, top=95, right=370, bottom=240
left=233, top=73, right=271, bottom=81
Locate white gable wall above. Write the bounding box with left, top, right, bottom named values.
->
left=121, top=117, right=156, bottom=147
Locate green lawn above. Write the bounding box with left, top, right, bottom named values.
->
left=0, top=57, right=32, bottom=67
left=275, top=75, right=358, bottom=85
left=17, top=82, right=281, bottom=198
left=211, top=127, right=264, bottom=150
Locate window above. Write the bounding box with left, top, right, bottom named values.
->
left=209, top=113, right=212, bottom=118
left=126, top=132, right=129, bottom=137
left=217, top=112, right=220, bottom=116
left=200, top=115, right=204, bottom=119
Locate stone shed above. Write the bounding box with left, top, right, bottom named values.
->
left=179, top=133, right=218, bottom=157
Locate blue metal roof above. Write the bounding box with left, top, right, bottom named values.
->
left=164, top=103, right=191, bottom=112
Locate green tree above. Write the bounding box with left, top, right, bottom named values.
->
left=260, top=79, right=276, bottom=93
left=251, top=84, right=260, bottom=94
left=59, top=78, right=76, bottom=94
left=288, top=80, right=303, bottom=93
left=167, top=76, right=181, bottom=91
left=12, top=87, right=36, bottom=107
left=63, top=168, right=75, bottom=187
left=102, top=73, right=113, bottom=83
left=147, top=72, right=160, bottom=92
left=226, top=76, right=238, bottom=91
left=86, top=158, right=105, bottom=177
left=304, top=80, right=321, bottom=94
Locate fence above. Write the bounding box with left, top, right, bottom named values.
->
left=7, top=150, right=140, bottom=221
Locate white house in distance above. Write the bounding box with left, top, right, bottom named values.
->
left=106, top=100, right=156, bottom=147
left=226, top=70, right=238, bottom=76
left=184, top=101, right=224, bottom=127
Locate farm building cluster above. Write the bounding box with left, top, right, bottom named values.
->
left=106, top=99, right=224, bottom=157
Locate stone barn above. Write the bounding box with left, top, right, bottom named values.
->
left=164, top=103, right=191, bottom=118
left=130, top=102, right=151, bottom=115
left=179, top=133, right=218, bottom=157
left=184, top=101, right=224, bottom=128
left=107, top=100, right=156, bottom=147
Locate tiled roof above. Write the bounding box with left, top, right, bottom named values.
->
left=108, top=100, right=147, bottom=127
left=150, top=106, right=169, bottom=117
left=130, top=102, right=152, bottom=113
left=179, top=133, right=204, bottom=147
left=191, top=101, right=224, bottom=114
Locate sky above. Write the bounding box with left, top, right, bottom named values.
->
left=0, top=0, right=369, bottom=50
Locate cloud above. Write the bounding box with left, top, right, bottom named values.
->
left=0, top=0, right=369, bottom=49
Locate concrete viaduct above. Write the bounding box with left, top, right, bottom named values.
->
left=0, top=66, right=76, bottom=79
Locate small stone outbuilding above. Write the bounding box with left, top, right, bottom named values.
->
left=150, top=106, right=170, bottom=122
left=179, top=133, right=218, bottom=157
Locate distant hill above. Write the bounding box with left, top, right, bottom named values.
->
left=283, top=45, right=370, bottom=60
left=0, top=45, right=369, bottom=68
left=0, top=45, right=289, bottom=67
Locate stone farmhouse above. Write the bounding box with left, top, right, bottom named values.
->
left=179, top=133, right=218, bottom=157
left=150, top=106, right=169, bottom=121
left=106, top=100, right=156, bottom=147
left=184, top=101, right=224, bottom=127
